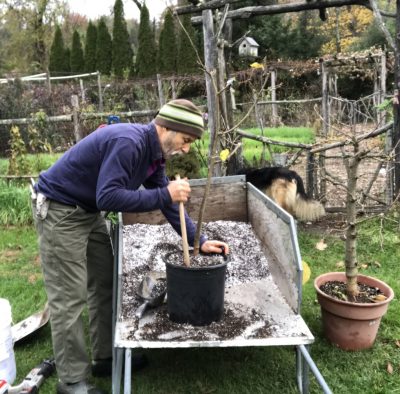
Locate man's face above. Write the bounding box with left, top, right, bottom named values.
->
left=161, top=130, right=196, bottom=159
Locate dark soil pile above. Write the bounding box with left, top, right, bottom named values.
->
left=126, top=306, right=275, bottom=342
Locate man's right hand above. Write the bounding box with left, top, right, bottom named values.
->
left=167, top=179, right=191, bottom=203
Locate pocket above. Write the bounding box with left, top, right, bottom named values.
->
left=52, top=205, right=80, bottom=228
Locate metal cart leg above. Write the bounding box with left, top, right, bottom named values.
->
left=297, top=345, right=332, bottom=394
left=296, top=345, right=310, bottom=393
left=124, top=348, right=132, bottom=394
left=112, top=347, right=124, bottom=394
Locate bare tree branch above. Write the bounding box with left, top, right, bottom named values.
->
left=174, top=0, right=242, bottom=15
left=131, top=0, right=142, bottom=11
left=190, top=0, right=372, bottom=23
left=368, top=0, right=396, bottom=53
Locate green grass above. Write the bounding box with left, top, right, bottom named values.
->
left=0, top=153, right=62, bottom=176
left=0, top=181, right=33, bottom=225
left=241, top=126, right=314, bottom=164
left=192, top=126, right=314, bottom=174
left=1, top=212, right=399, bottom=393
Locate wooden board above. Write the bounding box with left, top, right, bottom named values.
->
left=122, top=176, right=247, bottom=225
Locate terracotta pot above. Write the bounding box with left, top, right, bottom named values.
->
left=314, top=272, right=394, bottom=351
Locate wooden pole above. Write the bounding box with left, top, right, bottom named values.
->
left=392, top=1, right=400, bottom=197
left=321, top=60, right=329, bottom=137
left=97, top=72, right=103, bottom=112
left=176, top=175, right=190, bottom=267
left=202, top=9, right=220, bottom=176
left=306, top=151, right=315, bottom=198
left=79, top=79, right=85, bottom=102
left=171, top=78, right=177, bottom=99
left=380, top=50, right=387, bottom=125
left=319, top=153, right=327, bottom=204
left=157, top=74, right=165, bottom=106
left=271, top=69, right=278, bottom=126
left=71, top=95, right=83, bottom=143
left=46, top=71, right=51, bottom=93
left=223, top=18, right=242, bottom=174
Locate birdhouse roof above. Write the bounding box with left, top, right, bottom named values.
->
left=239, top=37, right=259, bottom=47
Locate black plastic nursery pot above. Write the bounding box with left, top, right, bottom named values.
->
left=165, top=259, right=228, bottom=326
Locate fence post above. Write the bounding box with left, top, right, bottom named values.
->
left=319, top=153, right=327, bottom=204
left=321, top=59, right=329, bottom=137
left=80, top=79, right=85, bottom=102
left=97, top=72, right=103, bottom=112
left=203, top=9, right=221, bottom=176
left=306, top=151, right=315, bottom=198
left=379, top=51, right=387, bottom=125
left=271, top=68, right=278, bottom=126
left=171, top=78, right=177, bottom=100
left=157, top=74, right=165, bottom=106
left=46, top=71, right=51, bottom=93
left=71, top=95, right=83, bottom=143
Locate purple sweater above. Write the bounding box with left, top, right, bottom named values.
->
left=37, top=122, right=205, bottom=247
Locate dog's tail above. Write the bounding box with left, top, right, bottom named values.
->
left=294, top=196, right=325, bottom=221
left=293, top=173, right=325, bottom=221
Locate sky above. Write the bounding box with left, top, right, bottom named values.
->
left=67, top=0, right=178, bottom=21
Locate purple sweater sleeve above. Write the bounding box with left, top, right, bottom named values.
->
left=96, top=138, right=171, bottom=212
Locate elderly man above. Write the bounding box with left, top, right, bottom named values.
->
left=33, top=99, right=229, bottom=394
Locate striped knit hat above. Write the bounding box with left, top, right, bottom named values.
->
left=154, top=99, right=204, bottom=138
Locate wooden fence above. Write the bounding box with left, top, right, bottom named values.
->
left=0, top=95, right=395, bottom=212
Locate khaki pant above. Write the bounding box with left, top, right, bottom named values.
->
left=34, top=199, right=113, bottom=383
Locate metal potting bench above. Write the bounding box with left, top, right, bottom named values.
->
left=111, top=176, right=332, bottom=393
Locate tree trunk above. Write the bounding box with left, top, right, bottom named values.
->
left=393, top=0, right=400, bottom=196
left=344, top=145, right=361, bottom=300
left=32, top=0, right=49, bottom=69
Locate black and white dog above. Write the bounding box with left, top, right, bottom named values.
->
left=238, top=167, right=325, bottom=221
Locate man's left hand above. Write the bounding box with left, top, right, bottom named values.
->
left=200, top=240, right=229, bottom=255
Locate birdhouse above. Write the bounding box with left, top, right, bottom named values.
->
left=238, top=37, right=259, bottom=57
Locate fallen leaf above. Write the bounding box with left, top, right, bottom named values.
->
left=373, top=294, right=387, bottom=302
left=335, top=261, right=345, bottom=269
left=387, top=362, right=393, bottom=374
left=315, top=239, right=328, bottom=251
left=360, top=263, right=368, bottom=270
left=395, top=340, right=400, bottom=348
left=373, top=261, right=381, bottom=268
left=302, top=261, right=311, bottom=285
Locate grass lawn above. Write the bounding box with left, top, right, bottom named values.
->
left=1, top=211, right=399, bottom=393
left=194, top=126, right=314, bottom=170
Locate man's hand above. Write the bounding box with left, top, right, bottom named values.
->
left=200, top=240, right=229, bottom=255
left=167, top=179, right=191, bottom=203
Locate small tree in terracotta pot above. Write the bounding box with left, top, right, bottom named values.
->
left=314, top=125, right=395, bottom=350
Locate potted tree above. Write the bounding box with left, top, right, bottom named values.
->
left=164, top=55, right=230, bottom=327
left=314, top=127, right=394, bottom=350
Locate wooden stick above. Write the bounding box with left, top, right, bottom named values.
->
left=176, top=175, right=191, bottom=267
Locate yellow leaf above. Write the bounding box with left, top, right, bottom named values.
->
left=360, top=263, right=368, bottom=270
left=302, top=261, right=311, bottom=285
left=387, top=362, right=393, bottom=374
left=250, top=62, right=264, bottom=69
left=219, top=149, right=230, bottom=162
left=315, top=239, right=328, bottom=251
